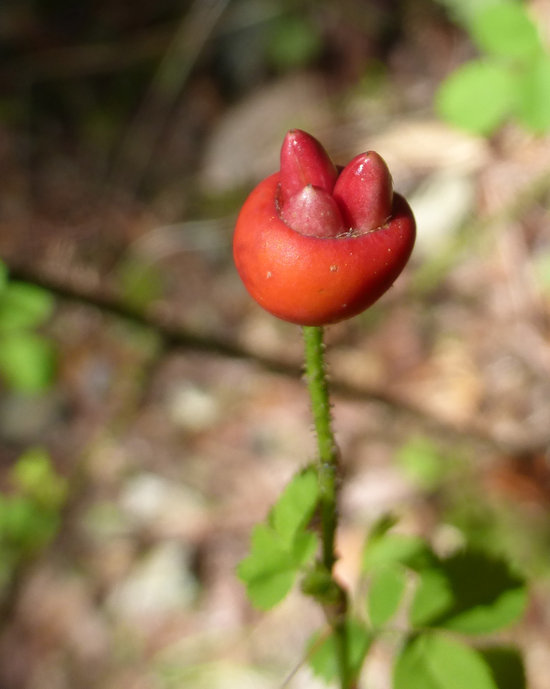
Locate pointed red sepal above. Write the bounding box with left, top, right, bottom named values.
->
left=333, top=151, right=393, bottom=232
left=279, top=129, right=339, bottom=206
left=281, top=185, right=346, bottom=237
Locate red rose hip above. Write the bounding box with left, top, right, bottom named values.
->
left=233, top=130, right=415, bottom=326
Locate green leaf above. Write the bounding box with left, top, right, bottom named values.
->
left=308, top=619, right=372, bottom=685
left=238, top=469, right=320, bottom=610
left=242, top=566, right=295, bottom=611
left=0, top=332, right=56, bottom=392
left=479, top=646, right=526, bottom=689
left=515, top=53, right=550, bottom=133
left=368, top=564, right=407, bottom=627
left=469, top=3, right=543, bottom=61
left=271, top=468, right=319, bottom=547
left=237, top=523, right=296, bottom=610
left=394, top=633, right=498, bottom=689
left=410, top=549, right=527, bottom=634
left=363, top=531, right=434, bottom=573
left=411, top=568, right=454, bottom=628
left=0, top=282, right=54, bottom=331
left=436, top=59, right=516, bottom=135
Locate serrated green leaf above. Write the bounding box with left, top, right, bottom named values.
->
left=308, top=619, right=372, bottom=684
left=271, top=468, right=319, bottom=547
left=394, top=633, right=498, bottom=689
left=410, top=549, right=527, bottom=634
left=515, top=53, right=550, bottom=133
left=238, top=523, right=290, bottom=577
left=238, top=471, right=320, bottom=611
left=237, top=524, right=296, bottom=610
left=396, top=635, right=494, bottom=689
left=436, top=59, right=516, bottom=135
left=368, top=565, right=407, bottom=628
left=363, top=532, right=434, bottom=573
left=469, top=3, right=542, bottom=61
left=0, top=282, right=54, bottom=331
left=0, top=332, right=56, bottom=392
left=242, top=567, right=295, bottom=610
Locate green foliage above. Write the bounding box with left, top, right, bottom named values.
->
left=307, top=619, right=372, bottom=685
left=0, top=281, right=54, bottom=331
left=237, top=468, right=319, bottom=609
left=357, top=518, right=526, bottom=689
left=469, top=2, right=542, bottom=60
left=367, top=564, right=407, bottom=627
left=437, top=60, right=516, bottom=136
left=394, top=633, right=498, bottom=689
left=0, top=332, right=56, bottom=392
left=515, top=53, right=550, bottom=132
left=362, top=517, right=434, bottom=572
left=0, top=448, right=68, bottom=590
left=410, top=549, right=527, bottom=634
left=436, top=1, right=550, bottom=135
left=0, top=262, right=56, bottom=392
left=480, top=647, right=527, bottom=689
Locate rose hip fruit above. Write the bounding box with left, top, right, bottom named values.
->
left=233, top=129, right=415, bottom=326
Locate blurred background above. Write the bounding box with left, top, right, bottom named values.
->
left=1, top=0, right=550, bottom=687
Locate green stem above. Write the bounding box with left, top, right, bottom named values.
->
left=302, top=325, right=351, bottom=689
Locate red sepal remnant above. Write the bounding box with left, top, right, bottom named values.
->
left=279, top=129, right=339, bottom=204
left=333, top=151, right=393, bottom=232
left=280, top=185, right=346, bottom=238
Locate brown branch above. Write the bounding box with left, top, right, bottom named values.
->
left=4, top=254, right=540, bottom=457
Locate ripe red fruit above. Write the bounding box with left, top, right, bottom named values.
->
left=233, top=130, right=416, bottom=326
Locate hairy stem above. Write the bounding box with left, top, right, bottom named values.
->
left=302, top=325, right=351, bottom=689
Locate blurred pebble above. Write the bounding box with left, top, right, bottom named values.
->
left=107, top=541, right=197, bottom=622
left=119, top=471, right=207, bottom=539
